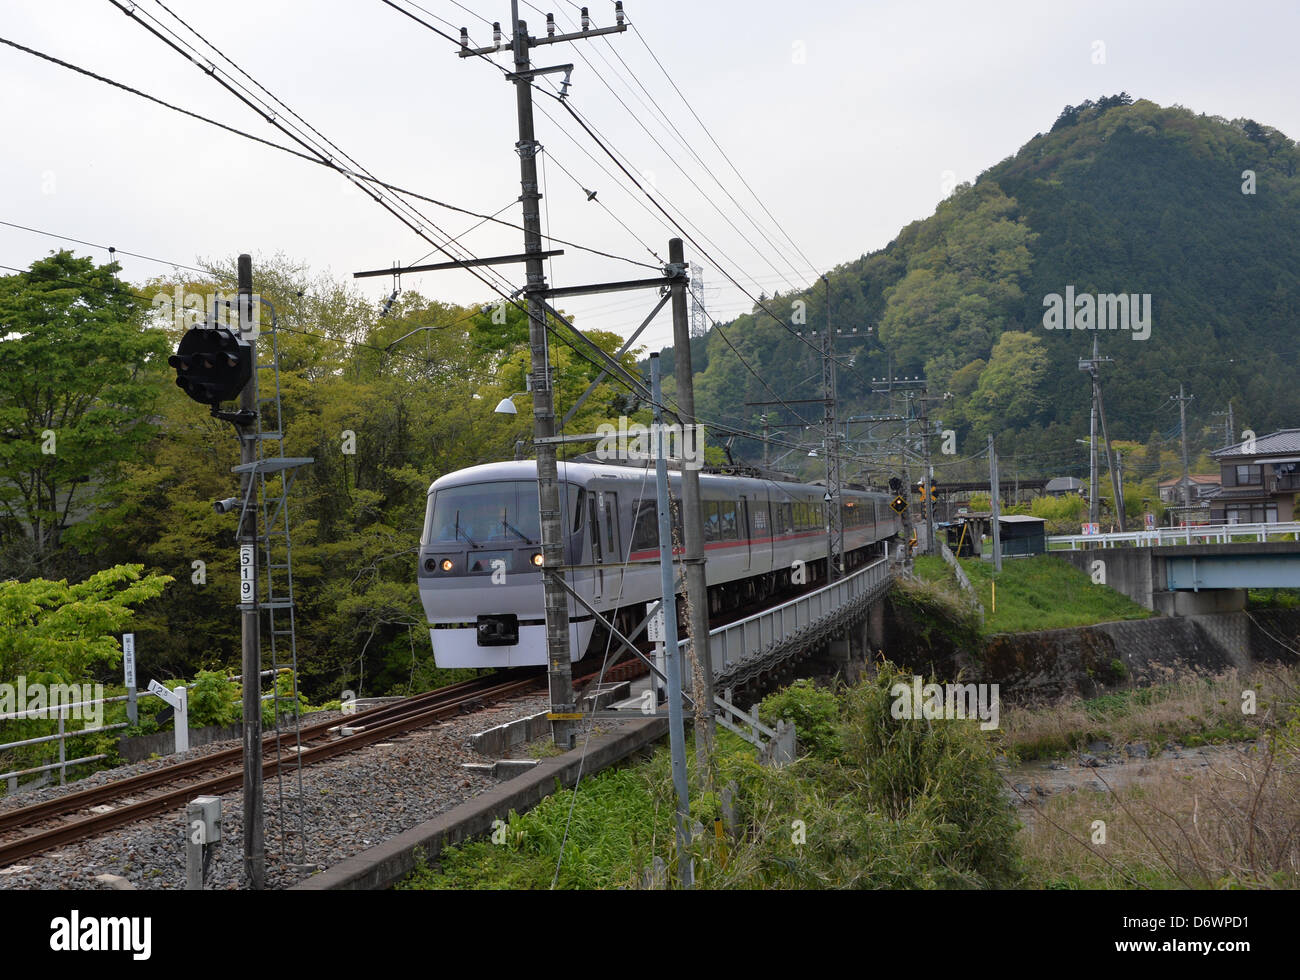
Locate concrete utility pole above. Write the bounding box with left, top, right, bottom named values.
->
left=507, top=1, right=586, bottom=747
left=650, top=353, right=693, bottom=888
left=1172, top=383, right=1195, bottom=513
left=821, top=276, right=844, bottom=578
left=236, top=254, right=264, bottom=890
left=1080, top=337, right=1124, bottom=531
left=669, top=238, right=715, bottom=777
left=1088, top=380, right=1099, bottom=526
left=988, top=434, right=1002, bottom=573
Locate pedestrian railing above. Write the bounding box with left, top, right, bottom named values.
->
left=1049, top=521, right=1300, bottom=550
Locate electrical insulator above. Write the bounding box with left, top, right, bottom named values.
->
left=581, top=7, right=590, bottom=30
left=493, top=21, right=502, bottom=47
left=459, top=27, right=468, bottom=48
left=547, top=13, right=556, bottom=35
left=615, top=2, right=624, bottom=25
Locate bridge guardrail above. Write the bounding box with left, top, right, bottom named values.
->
left=1048, top=521, right=1300, bottom=550
left=692, top=557, right=892, bottom=683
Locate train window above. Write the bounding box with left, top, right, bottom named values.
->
left=703, top=501, right=720, bottom=542
left=570, top=487, right=585, bottom=533
left=782, top=503, right=793, bottom=534
left=631, top=501, right=658, bottom=552
left=427, top=481, right=540, bottom=545
left=588, top=494, right=602, bottom=562
left=603, top=494, right=620, bottom=560
left=719, top=500, right=737, bottom=541
left=752, top=503, right=768, bottom=534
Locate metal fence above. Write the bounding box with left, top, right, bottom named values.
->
left=695, top=557, right=892, bottom=680
left=0, top=668, right=289, bottom=793
left=1049, top=521, right=1300, bottom=550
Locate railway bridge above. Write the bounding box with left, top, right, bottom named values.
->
left=1051, top=522, right=1300, bottom=615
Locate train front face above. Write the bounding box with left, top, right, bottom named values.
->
left=417, top=462, right=592, bottom=668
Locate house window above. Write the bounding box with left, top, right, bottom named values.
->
left=1235, top=465, right=1262, bottom=486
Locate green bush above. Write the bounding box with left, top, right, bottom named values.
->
left=758, top=679, right=842, bottom=760
left=188, top=671, right=239, bottom=728
left=836, top=663, right=1021, bottom=887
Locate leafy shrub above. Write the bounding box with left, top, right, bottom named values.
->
left=188, top=671, right=239, bottom=728
left=758, top=679, right=842, bottom=760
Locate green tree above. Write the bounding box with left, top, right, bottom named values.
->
left=0, top=252, right=169, bottom=576
left=963, top=332, right=1050, bottom=435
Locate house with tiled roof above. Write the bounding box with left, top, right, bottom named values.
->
left=1209, top=429, right=1300, bottom=524
left=1158, top=473, right=1220, bottom=504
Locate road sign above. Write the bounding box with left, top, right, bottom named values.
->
left=891, top=495, right=908, bottom=514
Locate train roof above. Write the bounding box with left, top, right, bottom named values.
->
left=428, top=459, right=889, bottom=500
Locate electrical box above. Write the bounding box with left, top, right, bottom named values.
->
left=192, top=795, right=222, bottom=844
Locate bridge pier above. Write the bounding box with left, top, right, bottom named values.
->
left=1154, top=588, right=1246, bottom=616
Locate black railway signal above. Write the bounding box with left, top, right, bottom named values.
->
left=168, top=327, right=252, bottom=406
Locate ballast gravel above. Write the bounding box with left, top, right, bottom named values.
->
left=0, top=694, right=553, bottom=890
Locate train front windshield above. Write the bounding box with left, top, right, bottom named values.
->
left=423, top=481, right=542, bottom=547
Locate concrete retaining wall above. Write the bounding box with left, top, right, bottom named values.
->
left=290, top=716, right=667, bottom=890
left=117, top=723, right=242, bottom=763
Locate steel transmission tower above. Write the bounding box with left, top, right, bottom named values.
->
left=688, top=262, right=707, bottom=338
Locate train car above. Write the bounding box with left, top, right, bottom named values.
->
left=417, top=459, right=901, bottom=669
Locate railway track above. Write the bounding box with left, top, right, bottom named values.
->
left=0, top=673, right=544, bottom=867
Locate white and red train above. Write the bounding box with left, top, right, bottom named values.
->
left=417, top=460, right=902, bottom=668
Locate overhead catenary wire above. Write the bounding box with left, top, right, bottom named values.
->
left=109, top=0, right=660, bottom=409
left=0, top=33, right=658, bottom=273
left=518, top=1, right=812, bottom=296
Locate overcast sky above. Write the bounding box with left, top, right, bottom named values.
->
left=3, top=0, right=1298, bottom=352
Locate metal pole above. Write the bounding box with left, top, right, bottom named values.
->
left=237, top=253, right=264, bottom=890
left=651, top=353, right=693, bottom=889
left=510, top=4, right=575, bottom=747
left=989, top=434, right=1002, bottom=572
left=921, top=394, right=935, bottom=556
left=186, top=800, right=204, bottom=890
left=668, top=238, right=715, bottom=779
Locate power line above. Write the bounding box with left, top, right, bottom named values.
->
left=520, top=2, right=811, bottom=294
left=0, top=218, right=208, bottom=274
left=0, top=32, right=657, bottom=272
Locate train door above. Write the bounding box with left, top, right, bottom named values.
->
left=588, top=492, right=603, bottom=602
left=738, top=495, right=752, bottom=571
left=602, top=492, right=622, bottom=597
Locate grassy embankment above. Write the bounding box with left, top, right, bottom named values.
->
left=400, top=664, right=1300, bottom=890
left=912, top=553, right=1151, bottom=634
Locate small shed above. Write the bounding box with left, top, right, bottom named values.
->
left=997, top=515, right=1046, bottom=557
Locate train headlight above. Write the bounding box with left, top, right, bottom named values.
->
left=424, top=559, right=437, bottom=572
left=441, top=558, right=455, bottom=572
left=531, top=552, right=544, bottom=567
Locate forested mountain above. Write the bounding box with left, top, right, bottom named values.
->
left=665, top=97, right=1300, bottom=473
